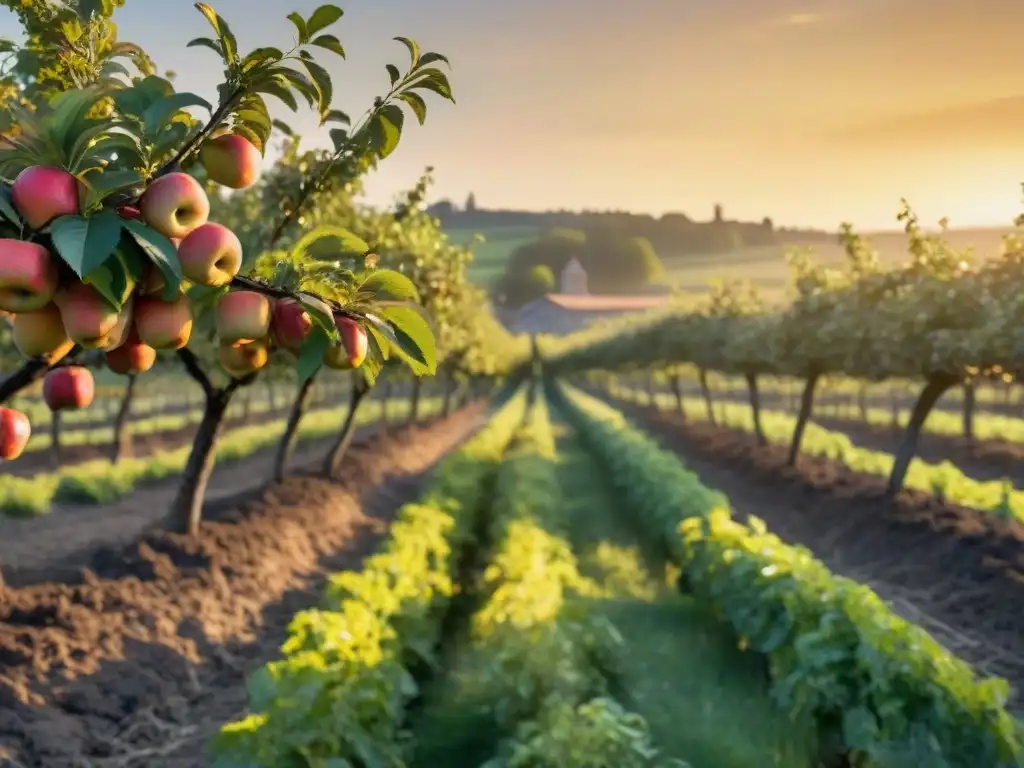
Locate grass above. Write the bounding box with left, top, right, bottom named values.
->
left=555, top=421, right=820, bottom=767
left=0, top=396, right=442, bottom=517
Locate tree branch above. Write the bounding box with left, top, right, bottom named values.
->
left=177, top=348, right=214, bottom=399
left=0, top=346, right=84, bottom=405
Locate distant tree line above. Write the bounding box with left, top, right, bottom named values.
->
left=427, top=195, right=833, bottom=259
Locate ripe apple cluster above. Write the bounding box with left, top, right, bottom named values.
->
left=0, top=134, right=263, bottom=460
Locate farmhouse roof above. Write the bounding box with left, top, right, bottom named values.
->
left=541, top=293, right=668, bottom=312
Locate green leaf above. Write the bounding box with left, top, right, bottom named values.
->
left=310, top=34, right=345, bottom=58
left=253, top=77, right=300, bottom=112
left=410, top=68, right=455, bottom=102
left=83, top=259, right=131, bottom=310
left=271, top=119, right=294, bottom=136
left=398, top=92, right=427, bottom=125
left=306, top=5, right=344, bottom=36
left=328, top=128, right=348, bottom=153
left=296, top=325, right=329, bottom=384
left=386, top=64, right=401, bottom=87
left=0, top=187, right=22, bottom=228
left=294, top=226, right=368, bottom=259
left=186, top=37, right=222, bottom=57
left=297, top=293, right=339, bottom=340
left=393, top=36, right=420, bottom=67
left=360, top=270, right=419, bottom=302
left=194, top=3, right=237, bottom=62
left=364, top=315, right=393, bottom=360
left=380, top=304, right=436, bottom=374
left=323, top=109, right=350, bottom=125
left=287, top=12, right=309, bottom=43
left=142, top=92, right=212, bottom=137
left=299, top=58, right=333, bottom=122
left=241, top=46, right=284, bottom=72
left=50, top=89, right=104, bottom=154
left=121, top=219, right=183, bottom=301
left=370, top=104, right=404, bottom=160
left=79, top=169, right=145, bottom=211
left=49, top=213, right=123, bottom=279
left=419, top=52, right=450, bottom=67
left=276, top=67, right=317, bottom=109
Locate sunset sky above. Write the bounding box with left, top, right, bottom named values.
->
left=3, top=0, right=1024, bottom=230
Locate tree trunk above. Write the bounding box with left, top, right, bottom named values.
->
left=890, top=390, right=900, bottom=428
left=169, top=388, right=235, bottom=536
left=669, top=373, right=685, bottom=418
left=49, top=409, right=62, bottom=467
left=272, top=375, right=316, bottom=483
left=381, top=379, right=392, bottom=427
left=264, top=378, right=277, bottom=411
left=961, top=379, right=975, bottom=443
left=787, top=373, right=819, bottom=465
left=887, top=374, right=957, bottom=494
left=698, top=368, right=715, bottom=425
left=322, top=380, right=370, bottom=478
left=645, top=373, right=656, bottom=406
left=242, top=389, right=253, bottom=420
left=442, top=371, right=455, bottom=417
left=408, top=377, right=422, bottom=424
left=745, top=373, right=767, bottom=446
left=857, top=384, right=868, bottom=421
left=110, top=374, right=137, bottom=463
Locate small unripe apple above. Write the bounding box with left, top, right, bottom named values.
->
left=0, top=407, right=31, bottom=460
left=135, top=294, right=193, bottom=349
left=105, top=326, right=157, bottom=374
left=0, top=240, right=60, bottom=312
left=200, top=134, right=261, bottom=189
left=11, top=166, right=80, bottom=229
left=271, top=298, right=312, bottom=351
left=177, top=222, right=242, bottom=287
left=139, top=172, right=210, bottom=239
left=323, top=315, right=368, bottom=370
left=216, top=290, right=271, bottom=344
left=43, top=365, right=95, bottom=410
left=218, top=337, right=269, bottom=377
left=12, top=303, right=74, bottom=361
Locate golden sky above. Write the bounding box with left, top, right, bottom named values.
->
left=4, top=0, right=1024, bottom=230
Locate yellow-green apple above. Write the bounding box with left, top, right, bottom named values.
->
left=11, top=166, right=79, bottom=229
left=135, top=293, right=193, bottom=349
left=139, top=172, right=210, bottom=239
left=95, top=300, right=134, bottom=351
left=218, top=337, right=269, bottom=377
left=200, top=134, right=261, bottom=189
left=12, top=303, right=74, bottom=361
left=54, top=281, right=123, bottom=348
left=43, top=365, right=95, bottom=410
left=0, top=407, right=31, bottom=460
left=0, top=240, right=59, bottom=312
left=105, top=327, right=156, bottom=374
left=271, top=297, right=312, bottom=351
left=177, top=222, right=242, bottom=287
left=323, top=315, right=368, bottom=370
left=215, top=290, right=270, bottom=344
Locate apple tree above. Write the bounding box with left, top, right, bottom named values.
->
left=0, top=1, right=456, bottom=536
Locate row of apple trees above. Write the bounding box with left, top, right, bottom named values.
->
left=0, top=0, right=509, bottom=536
left=541, top=203, right=1024, bottom=493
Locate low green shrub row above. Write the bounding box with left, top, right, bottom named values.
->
left=208, top=391, right=526, bottom=767
left=553, top=381, right=1024, bottom=768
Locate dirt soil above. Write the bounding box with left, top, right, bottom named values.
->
left=0, top=407, right=484, bottom=768
left=617, top=402, right=1024, bottom=712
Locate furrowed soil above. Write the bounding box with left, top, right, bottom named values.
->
left=0, top=406, right=484, bottom=768
left=615, top=400, right=1024, bottom=713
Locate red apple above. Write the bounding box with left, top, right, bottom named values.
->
left=0, top=407, right=31, bottom=460
left=54, top=281, right=123, bottom=348
left=323, top=315, right=368, bottom=370
left=219, top=337, right=269, bottom=377
left=43, top=365, right=95, bottom=410
left=105, top=326, right=156, bottom=374
left=139, top=172, right=210, bottom=239
left=200, top=134, right=261, bottom=189
left=177, top=222, right=242, bottom=287
left=0, top=240, right=59, bottom=312
left=117, top=205, right=142, bottom=220
left=135, top=293, right=193, bottom=349
left=11, top=303, right=74, bottom=361
left=271, top=298, right=312, bottom=351
left=216, top=290, right=270, bottom=344
left=11, top=166, right=79, bottom=229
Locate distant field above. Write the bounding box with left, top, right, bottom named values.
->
left=445, top=223, right=1016, bottom=301
left=444, top=225, right=538, bottom=285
